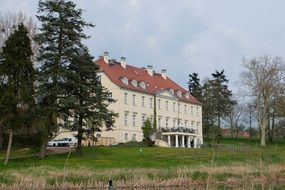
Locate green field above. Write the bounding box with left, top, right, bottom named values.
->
left=0, top=138, right=285, bottom=189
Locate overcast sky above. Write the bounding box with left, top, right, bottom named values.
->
left=1, top=0, right=285, bottom=92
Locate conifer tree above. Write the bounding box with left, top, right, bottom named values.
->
left=66, top=47, right=117, bottom=155
left=0, top=23, right=35, bottom=164
left=188, top=72, right=202, bottom=101
left=210, top=70, right=236, bottom=128
left=35, top=0, right=94, bottom=158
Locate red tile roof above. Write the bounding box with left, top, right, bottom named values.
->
left=95, top=57, right=201, bottom=105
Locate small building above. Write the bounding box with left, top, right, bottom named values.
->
left=95, top=52, right=203, bottom=147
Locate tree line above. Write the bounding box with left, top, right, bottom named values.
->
left=0, top=0, right=117, bottom=164
left=188, top=55, right=285, bottom=147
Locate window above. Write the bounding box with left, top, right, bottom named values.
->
left=150, top=115, right=153, bottom=123
left=197, top=122, right=200, bottom=134
left=132, top=134, right=137, bottom=141
left=131, top=80, right=137, bottom=87
left=142, top=114, right=146, bottom=126
left=173, top=118, right=176, bottom=127
left=132, top=94, right=136, bottom=106
left=124, top=133, right=128, bottom=140
left=173, top=102, right=176, bottom=112
left=191, top=106, right=194, bottom=115
left=178, top=119, right=182, bottom=126
left=142, top=96, right=145, bottom=107
left=124, top=112, right=128, bottom=126
left=139, top=81, right=146, bottom=89
left=132, top=113, right=136, bottom=127
left=165, top=117, right=169, bottom=127
left=178, top=103, right=180, bottom=113
left=121, top=77, right=129, bottom=85
left=158, top=99, right=161, bottom=110
left=124, top=93, right=128, bottom=104
left=197, top=107, right=199, bottom=116
left=184, top=120, right=188, bottom=127
left=184, top=105, right=187, bottom=114
left=97, top=75, right=101, bottom=83
left=191, top=121, right=194, bottom=129
left=107, top=92, right=112, bottom=99
left=177, top=91, right=182, bottom=97
left=158, top=116, right=162, bottom=128
left=185, top=93, right=189, bottom=99
left=150, top=98, right=153, bottom=108
left=166, top=101, right=169, bottom=111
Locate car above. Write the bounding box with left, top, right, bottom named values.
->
left=47, top=139, right=60, bottom=147
left=57, top=137, right=77, bottom=147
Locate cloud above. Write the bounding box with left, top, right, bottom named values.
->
left=2, top=0, right=285, bottom=93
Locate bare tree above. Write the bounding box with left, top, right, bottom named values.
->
left=223, top=102, right=244, bottom=138
left=241, top=55, right=284, bottom=147
left=0, top=11, right=37, bottom=56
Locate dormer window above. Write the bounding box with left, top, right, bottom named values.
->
left=177, top=91, right=182, bottom=97
left=185, top=92, right=190, bottom=99
left=139, top=81, right=146, bottom=89
left=121, top=77, right=129, bottom=85
left=169, top=89, right=174, bottom=94
left=131, top=79, right=137, bottom=87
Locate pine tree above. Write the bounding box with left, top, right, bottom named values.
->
left=188, top=72, right=202, bottom=101
left=0, top=23, right=35, bottom=164
left=65, top=47, right=117, bottom=155
left=210, top=70, right=236, bottom=128
left=35, top=0, right=94, bottom=158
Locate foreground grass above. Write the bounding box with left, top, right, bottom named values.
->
left=0, top=139, right=284, bottom=189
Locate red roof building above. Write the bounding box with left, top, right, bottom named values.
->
left=95, top=52, right=203, bottom=146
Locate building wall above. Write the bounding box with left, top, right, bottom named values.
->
left=97, top=72, right=203, bottom=144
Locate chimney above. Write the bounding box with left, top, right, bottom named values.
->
left=103, top=51, right=109, bottom=63
left=120, top=57, right=126, bottom=69
left=147, top=65, right=153, bottom=76
left=161, top=69, right=167, bottom=79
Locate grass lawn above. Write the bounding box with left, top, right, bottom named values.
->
left=0, top=138, right=284, bottom=189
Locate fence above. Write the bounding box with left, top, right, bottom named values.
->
left=201, top=143, right=258, bottom=151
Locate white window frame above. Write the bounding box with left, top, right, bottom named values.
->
left=166, top=100, right=169, bottom=111
left=124, top=133, right=128, bottom=140
left=158, top=99, right=161, bottom=110
left=142, top=96, right=145, bottom=107
left=124, top=112, right=129, bottom=126
left=124, top=92, right=128, bottom=104
left=132, top=94, right=136, bottom=106
left=132, top=113, right=137, bottom=127
left=165, top=117, right=169, bottom=127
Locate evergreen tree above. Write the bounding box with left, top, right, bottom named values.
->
left=142, top=118, right=152, bottom=146
left=188, top=72, right=202, bottom=101
left=35, top=0, right=94, bottom=158
left=65, top=47, right=117, bottom=155
left=210, top=70, right=236, bottom=128
left=0, top=23, right=35, bottom=164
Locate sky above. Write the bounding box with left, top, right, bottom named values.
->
left=1, top=0, right=285, bottom=92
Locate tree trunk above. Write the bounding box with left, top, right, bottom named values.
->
left=217, top=116, right=221, bottom=128
left=4, top=129, right=13, bottom=165
left=269, top=112, right=275, bottom=143
left=39, top=131, right=48, bottom=159
left=0, top=125, right=3, bottom=150
left=76, top=114, right=83, bottom=156
left=260, top=118, right=267, bottom=147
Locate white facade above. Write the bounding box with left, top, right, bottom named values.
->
left=96, top=55, right=203, bottom=146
